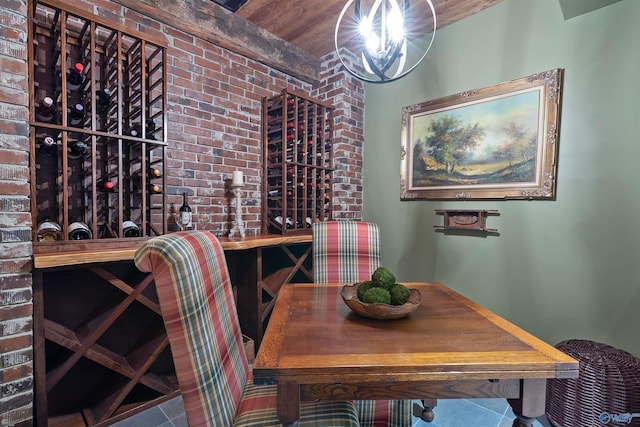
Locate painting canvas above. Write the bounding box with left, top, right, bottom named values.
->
left=400, top=69, right=563, bottom=200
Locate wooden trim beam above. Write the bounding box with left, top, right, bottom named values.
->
left=111, top=0, right=321, bottom=84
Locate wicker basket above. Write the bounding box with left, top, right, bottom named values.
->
left=546, top=339, right=640, bottom=427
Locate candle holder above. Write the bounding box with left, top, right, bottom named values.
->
left=229, top=183, right=245, bottom=238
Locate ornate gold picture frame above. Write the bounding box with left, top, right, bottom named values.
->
left=400, top=69, right=563, bottom=200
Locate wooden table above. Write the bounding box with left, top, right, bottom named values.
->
left=253, top=282, right=578, bottom=427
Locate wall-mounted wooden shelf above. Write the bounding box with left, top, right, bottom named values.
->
left=434, top=209, right=499, bottom=233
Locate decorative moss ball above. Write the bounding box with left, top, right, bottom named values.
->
left=371, top=267, right=396, bottom=290
left=357, top=281, right=375, bottom=301
left=361, top=287, right=391, bottom=304
left=389, top=284, right=410, bottom=305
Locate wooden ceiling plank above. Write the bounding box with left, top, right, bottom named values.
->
left=111, top=0, right=321, bottom=83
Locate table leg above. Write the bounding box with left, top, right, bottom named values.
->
left=421, top=398, right=438, bottom=422
left=507, top=378, right=546, bottom=427
left=277, top=383, right=300, bottom=426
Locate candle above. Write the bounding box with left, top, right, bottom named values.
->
left=232, top=170, right=243, bottom=186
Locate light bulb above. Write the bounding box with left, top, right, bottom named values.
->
left=387, top=4, right=405, bottom=43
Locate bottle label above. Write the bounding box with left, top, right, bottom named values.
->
left=180, top=211, right=192, bottom=226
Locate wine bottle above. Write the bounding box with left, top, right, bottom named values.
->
left=147, top=167, right=162, bottom=179
left=36, top=96, right=56, bottom=123
left=38, top=136, right=57, bottom=156
left=179, top=192, right=193, bottom=230
left=36, top=219, right=62, bottom=242
left=67, top=63, right=85, bottom=91
left=68, top=140, right=86, bottom=159
left=122, top=220, right=140, bottom=237
left=96, top=88, right=111, bottom=114
left=68, top=139, right=86, bottom=157
left=146, top=117, right=157, bottom=134
left=97, top=178, right=115, bottom=192
left=68, top=221, right=92, bottom=240
left=274, top=216, right=293, bottom=229
left=148, top=184, right=162, bottom=195
left=69, top=103, right=85, bottom=126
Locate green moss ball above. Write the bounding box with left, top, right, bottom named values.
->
left=371, top=267, right=396, bottom=290
left=361, top=287, right=391, bottom=304
left=389, top=284, right=410, bottom=305
left=357, top=281, right=375, bottom=301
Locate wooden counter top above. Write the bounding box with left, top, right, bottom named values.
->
left=33, top=233, right=313, bottom=269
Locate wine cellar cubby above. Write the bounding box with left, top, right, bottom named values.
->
left=262, top=89, right=333, bottom=235
left=29, top=0, right=167, bottom=248
left=33, top=263, right=179, bottom=426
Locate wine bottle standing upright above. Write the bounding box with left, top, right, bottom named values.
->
left=179, top=192, right=193, bottom=230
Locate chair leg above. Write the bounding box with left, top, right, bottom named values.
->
left=420, top=398, right=437, bottom=422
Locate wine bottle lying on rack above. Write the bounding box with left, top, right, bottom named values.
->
left=36, top=220, right=62, bottom=242
left=68, top=140, right=86, bottom=159
left=148, top=167, right=162, bottom=179
left=122, top=220, right=140, bottom=237
left=68, top=221, right=92, bottom=240
left=97, top=178, right=115, bottom=192
left=69, top=103, right=85, bottom=127
left=38, top=136, right=57, bottom=156
left=148, top=184, right=162, bottom=195
left=96, top=88, right=111, bottom=114
left=36, top=96, right=56, bottom=123
left=66, top=63, right=85, bottom=91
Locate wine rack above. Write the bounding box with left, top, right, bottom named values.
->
left=262, top=89, right=333, bottom=235
left=29, top=0, right=167, bottom=246
left=33, top=262, right=179, bottom=426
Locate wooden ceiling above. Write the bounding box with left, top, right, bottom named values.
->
left=114, top=0, right=504, bottom=83
left=237, top=0, right=505, bottom=57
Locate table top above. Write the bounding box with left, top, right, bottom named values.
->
left=253, top=282, right=578, bottom=385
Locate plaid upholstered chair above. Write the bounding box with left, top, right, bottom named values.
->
left=312, top=221, right=413, bottom=427
left=135, top=231, right=359, bottom=427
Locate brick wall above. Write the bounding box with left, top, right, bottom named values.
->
left=0, top=0, right=364, bottom=424
left=0, top=0, right=35, bottom=425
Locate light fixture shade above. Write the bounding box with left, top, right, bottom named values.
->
left=335, top=0, right=436, bottom=83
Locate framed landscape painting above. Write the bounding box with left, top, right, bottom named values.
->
left=400, top=69, right=563, bottom=200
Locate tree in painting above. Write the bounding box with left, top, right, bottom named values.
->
left=426, top=115, right=485, bottom=174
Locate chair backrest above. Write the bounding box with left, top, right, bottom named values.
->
left=134, top=231, right=248, bottom=427
left=312, top=220, right=381, bottom=283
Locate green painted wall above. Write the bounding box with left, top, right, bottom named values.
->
left=362, top=0, right=640, bottom=355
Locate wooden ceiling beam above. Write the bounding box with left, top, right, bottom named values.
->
left=111, top=0, right=321, bottom=83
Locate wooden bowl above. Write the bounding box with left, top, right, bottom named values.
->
left=340, top=283, right=422, bottom=320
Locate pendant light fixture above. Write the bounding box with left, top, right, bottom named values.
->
left=335, top=0, right=436, bottom=83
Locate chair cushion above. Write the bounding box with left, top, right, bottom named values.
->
left=356, top=399, right=412, bottom=427
left=312, top=221, right=381, bottom=283
left=235, top=376, right=360, bottom=427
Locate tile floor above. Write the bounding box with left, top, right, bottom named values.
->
left=112, top=395, right=554, bottom=427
